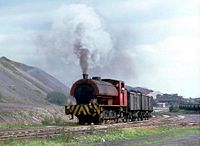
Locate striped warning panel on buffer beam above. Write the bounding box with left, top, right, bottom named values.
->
left=65, top=104, right=101, bottom=116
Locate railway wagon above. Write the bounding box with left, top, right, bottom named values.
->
left=179, top=103, right=200, bottom=111
left=127, top=92, right=153, bottom=121
left=65, top=74, right=153, bottom=124
left=128, top=91, right=141, bottom=120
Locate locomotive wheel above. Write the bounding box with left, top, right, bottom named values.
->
left=79, top=116, right=101, bottom=125
left=131, top=117, right=136, bottom=121
left=93, top=116, right=101, bottom=124
left=141, top=116, right=143, bottom=121
left=78, top=116, right=90, bottom=125
left=79, top=118, right=85, bottom=125
left=114, top=118, right=119, bottom=123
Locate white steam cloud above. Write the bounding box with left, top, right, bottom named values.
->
left=36, top=4, right=135, bottom=80
left=37, top=4, right=113, bottom=74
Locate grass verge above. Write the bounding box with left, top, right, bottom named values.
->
left=0, top=116, right=77, bottom=129
left=2, top=126, right=200, bottom=146
left=0, top=121, right=77, bottom=129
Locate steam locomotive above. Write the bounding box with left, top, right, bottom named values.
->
left=65, top=74, right=153, bottom=124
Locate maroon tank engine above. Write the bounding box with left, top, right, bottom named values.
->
left=65, top=74, right=153, bottom=125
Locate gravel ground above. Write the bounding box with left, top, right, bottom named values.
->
left=181, top=114, right=200, bottom=124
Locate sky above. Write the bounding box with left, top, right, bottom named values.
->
left=0, top=0, right=199, bottom=98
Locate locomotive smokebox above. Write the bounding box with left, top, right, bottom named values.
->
left=82, top=73, right=88, bottom=79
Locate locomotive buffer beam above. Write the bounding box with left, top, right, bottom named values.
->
left=65, top=105, right=102, bottom=118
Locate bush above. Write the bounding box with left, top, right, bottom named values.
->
left=46, top=91, right=67, bottom=105
left=169, top=105, right=180, bottom=112
left=42, top=117, right=53, bottom=125
left=54, top=117, right=65, bottom=125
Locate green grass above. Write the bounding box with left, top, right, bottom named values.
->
left=0, top=116, right=77, bottom=129
left=153, top=126, right=200, bottom=136
left=0, top=120, right=77, bottom=129
left=41, top=116, right=78, bottom=126
left=2, top=126, right=199, bottom=146
left=3, top=140, right=62, bottom=146
left=70, top=126, right=200, bottom=145
left=0, top=123, right=44, bottom=129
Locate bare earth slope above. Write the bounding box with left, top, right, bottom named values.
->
left=0, top=56, right=69, bottom=106
left=0, top=57, right=73, bottom=125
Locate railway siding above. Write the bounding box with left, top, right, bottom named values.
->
left=0, top=114, right=199, bottom=143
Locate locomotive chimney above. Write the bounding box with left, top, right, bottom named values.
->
left=82, top=73, right=88, bottom=79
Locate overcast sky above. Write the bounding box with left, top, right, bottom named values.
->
left=0, top=0, right=199, bottom=97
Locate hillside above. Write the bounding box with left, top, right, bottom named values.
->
left=0, top=56, right=69, bottom=106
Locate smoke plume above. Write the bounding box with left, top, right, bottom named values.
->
left=37, top=4, right=112, bottom=74
left=74, top=44, right=89, bottom=74
left=36, top=4, right=135, bottom=81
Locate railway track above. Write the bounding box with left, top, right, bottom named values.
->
left=0, top=115, right=199, bottom=143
